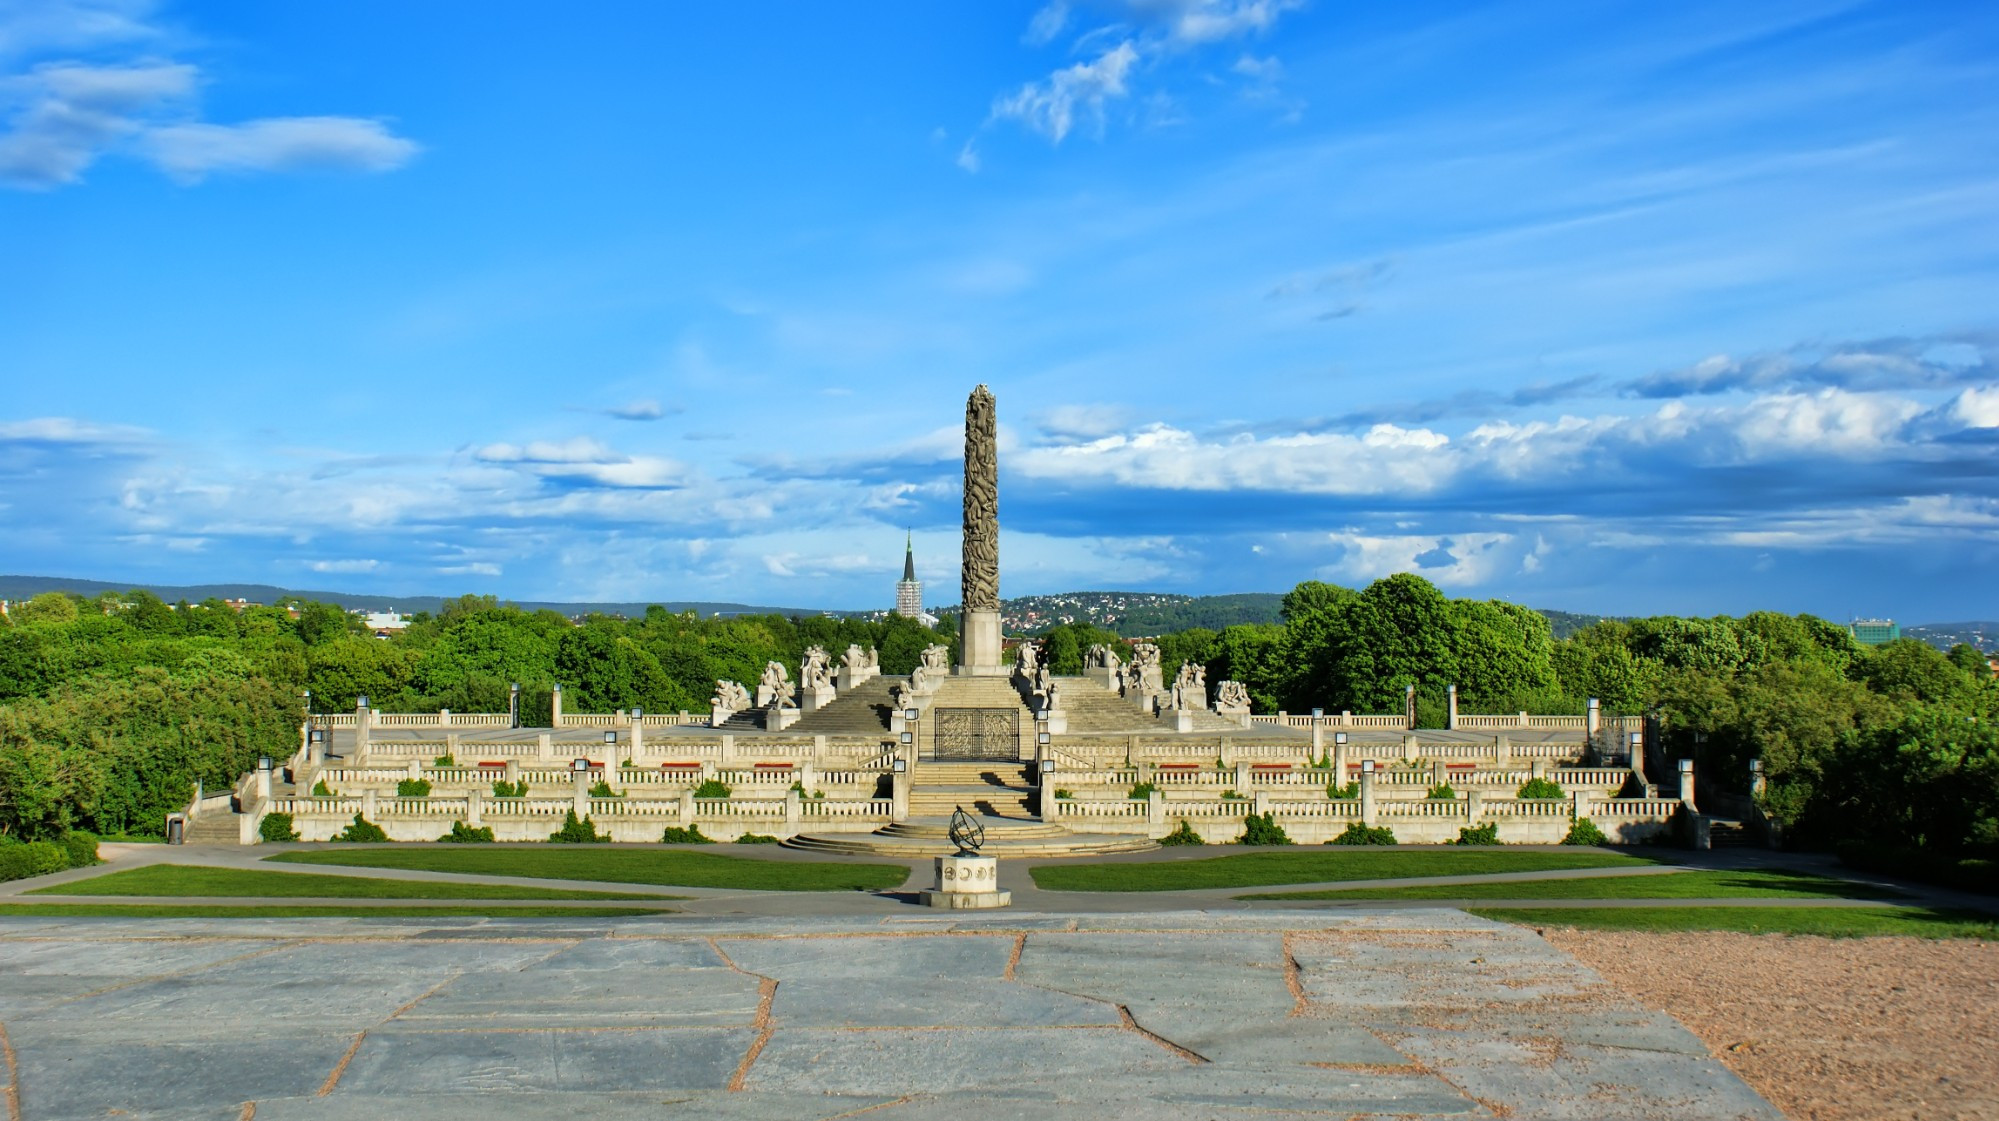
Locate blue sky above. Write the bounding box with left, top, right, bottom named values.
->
left=4, top=0, right=1997, bottom=620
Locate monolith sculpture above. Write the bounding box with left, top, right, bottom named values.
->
left=959, top=384, right=1004, bottom=674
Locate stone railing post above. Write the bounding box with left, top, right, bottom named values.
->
left=354, top=701, right=371, bottom=761
left=1467, top=788, right=1484, bottom=823
left=1360, top=768, right=1377, bottom=827
left=1749, top=758, right=1766, bottom=799
left=1494, top=733, right=1511, bottom=767
left=406, top=758, right=422, bottom=781
left=440, top=708, right=452, bottom=728
left=1148, top=790, right=1164, bottom=827
left=467, top=785, right=483, bottom=827
left=536, top=733, right=553, bottom=764
left=1310, top=723, right=1324, bottom=765
left=255, top=757, right=273, bottom=801
left=1446, top=684, right=1458, bottom=731
left=785, top=788, right=801, bottom=832
left=720, top=734, right=736, bottom=768
left=630, top=716, right=645, bottom=764
left=572, top=768, right=590, bottom=818
left=1253, top=790, right=1271, bottom=817
left=1402, top=733, right=1420, bottom=764
left=1431, top=759, right=1448, bottom=787
left=551, top=683, right=563, bottom=728
left=800, top=760, right=818, bottom=793
left=505, top=758, right=521, bottom=786
left=362, top=789, right=377, bottom=819
left=1233, top=761, right=1251, bottom=792
left=892, top=766, right=910, bottom=821
left=1678, top=758, right=1696, bottom=807
left=1586, top=697, right=1601, bottom=740
left=444, top=732, right=460, bottom=760
left=1531, top=757, right=1549, bottom=780
left=679, top=787, right=696, bottom=826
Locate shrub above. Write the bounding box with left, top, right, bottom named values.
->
left=0, top=841, right=70, bottom=881
left=1128, top=781, right=1157, bottom=801
left=1426, top=783, right=1458, bottom=800
left=1329, top=823, right=1397, bottom=846
left=1237, top=812, right=1293, bottom=845
left=58, top=831, right=100, bottom=867
left=438, top=821, right=495, bottom=843
left=1453, top=822, right=1500, bottom=845
left=693, top=779, right=732, bottom=799
left=432, top=754, right=456, bottom=767
left=788, top=781, right=824, bottom=799
left=588, top=779, right=623, bottom=798
left=310, top=779, right=333, bottom=796
left=333, top=814, right=388, bottom=843
left=1220, top=789, right=1246, bottom=800
left=1327, top=781, right=1358, bottom=799
left=259, top=813, right=300, bottom=843
left=1158, top=819, right=1205, bottom=846
left=1517, top=778, right=1566, bottom=800
left=396, top=778, right=432, bottom=798
left=549, top=810, right=609, bottom=843
left=736, top=832, right=781, bottom=844
left=1562, top=818, right=1609, bottom=846
left=661, top=824, right=713, bottom=844
left=1053, top=788, right=1073, bottom=799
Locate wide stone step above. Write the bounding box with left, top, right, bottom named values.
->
left=782, top=829, right=1158, bottom=858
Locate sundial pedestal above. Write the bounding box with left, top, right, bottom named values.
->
left=919, top=853, right=1010, bottom=909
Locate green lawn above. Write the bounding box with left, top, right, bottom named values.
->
left=35, top=864, right=672, bottom=900
left=1031, top=849, right=1662, bottom=892
left=269, top=846, right=908, bottom=892
left=1473, top=905, right=1999, bottom=939
left=0, top=904, right=670, bottom=919
left=1240, top=868, right=1909, bottom=901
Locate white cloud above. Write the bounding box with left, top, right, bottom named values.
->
left=1321, top=532, right=1514, bottom=587
left=955, top=139, right=980, bottom=173
left=1142, top=0, right=1301, bottom=45
left=308, top=558, right=380, bottom=573
left=1231, top=53, right=1282, bottom=82
left=606, top=399, right=667, bottom=420
left=992, top=40, right=1139, bottom=143
left=1949, top=384, right=1999, bottom=427
left=145, top=116, right=418, bottom=182
left=0, top=415, right=148, bottom=442
left=439, top=562, right=502, bottom=577
left=476, top=435, right=684, bottom=489
left=0, top=7, right=418, bottom=189
left=1025, top=1, right=1071, bottom=46
left=477, top=437, right=619, bottom=464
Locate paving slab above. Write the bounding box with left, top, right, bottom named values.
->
left=0, top=909, right=1783, bottom=1119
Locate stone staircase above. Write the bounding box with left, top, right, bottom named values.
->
left=908, top=761, right=1035, bottom=819
left=181, top=809, right=244, bottom=845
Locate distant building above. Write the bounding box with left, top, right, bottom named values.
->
left=894, top=535, right=938, bottom=627
left=1850, top=618, right=1900, bottom=646
left=363, top=610, right=409, bottom=637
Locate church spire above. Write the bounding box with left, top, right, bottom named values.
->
left=902, top=530, right=916, bottom=582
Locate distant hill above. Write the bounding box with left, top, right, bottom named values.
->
left=1905, top=621, right=1999, bottom=653
left=998, top=592, right=1285, bottom=636
left=0, top=575, right=849, bottom=621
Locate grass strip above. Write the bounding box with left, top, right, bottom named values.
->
left=1240, top=868, right=1909, bottom=901
left=269, top=846, right=907, bottom=892
left=33, top=864, right=671, bottom=900
left=1472, top=905, right=1999, bottom=939
left=1032, top=849, right=1661, bottom=892
left=0, top=904, right=670, bottom=919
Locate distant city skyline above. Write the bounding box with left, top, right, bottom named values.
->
left=4, top=1, right=1996, bottom=620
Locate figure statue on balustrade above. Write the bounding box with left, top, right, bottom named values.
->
left=1014, top=641, right=1039, bottom=679
left=1129, top=642, right=1164, bottom=695
left=1170, top=661, right=1206, bottom=711
left=800, top=645, right=833, bottom=690
left=712, top=679, right=751, bottom=715
left=842, top=644, right=872, bottom=674
left=920, top=643, right=951, bottom=674
left=1042, top=679, right=1062, bottom=713
left=1215, top=679, right=1251, bottom=712
left=909, top=661, right=935, bottom=696
left=1034, top=662, right=1052, bottom=699
left=1084, top=643, right=1121, bottom=671
left=889, top=682, right=911, bottom=710
left=756, top=661, right=796, bottom=709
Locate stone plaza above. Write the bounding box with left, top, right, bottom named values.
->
left=0, top=908, right=1782, bottom=1120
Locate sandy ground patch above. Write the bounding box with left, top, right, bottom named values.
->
left=1547, top=929, right=1999, bottom=1121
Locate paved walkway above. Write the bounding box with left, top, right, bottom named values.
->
left=0, top=909, right=1784, bottom=1120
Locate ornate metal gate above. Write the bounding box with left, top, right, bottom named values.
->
left=929, top=708, right=1020, bottom=761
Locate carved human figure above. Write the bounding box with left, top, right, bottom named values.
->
left=757, top=660, right=796, bottom=708
left=1034, top=662, right=1052, bottom=697
left=800, top=645, right=832, bottom=690
left=920, top=644, right=951, bottom=674
left=1216, top=679, right=1251, bottom=710
left=842, top=644, right=866, bottom=672
left=1084, top=644, right=1121, bottom=671
left=712, top=680, right=751, bottom=713
left=1042, top=679, right=1062, bottom=712
left=1015, top=641, right=1039, bottom=678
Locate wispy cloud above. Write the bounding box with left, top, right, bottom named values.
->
left=0, top=1, right=418, bottom=189
left=991, top=40, right=1140, bottom=144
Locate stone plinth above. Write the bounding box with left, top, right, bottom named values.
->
left=918, top=854, right=1010, bottom=909
left=1216, top=704, right=1252, bottom=728
left=798, top=684, right=836, bottom=713
left=957, top=609, right=1007, bottom=675
left=766, top=705, right=800, bottom=731
left=1165, top=708, right=1196, bottom=733
left=1041, top=709, right=1067, bottom=735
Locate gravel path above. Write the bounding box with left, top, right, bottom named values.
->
left=1547, top=929, right=1999, bottom=1121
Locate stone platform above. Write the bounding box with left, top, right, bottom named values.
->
left=0, top=909, right=1781, bottom=1120
left=784, top=816, right=1157, bottom=857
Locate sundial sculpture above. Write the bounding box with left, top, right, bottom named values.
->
left=948, top=806, right=985, bottom=855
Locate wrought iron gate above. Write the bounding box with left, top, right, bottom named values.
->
left=929, top=708, right=1020, bottom=761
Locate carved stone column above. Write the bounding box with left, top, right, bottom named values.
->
left=957, top=384, right=1006, bottom=675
